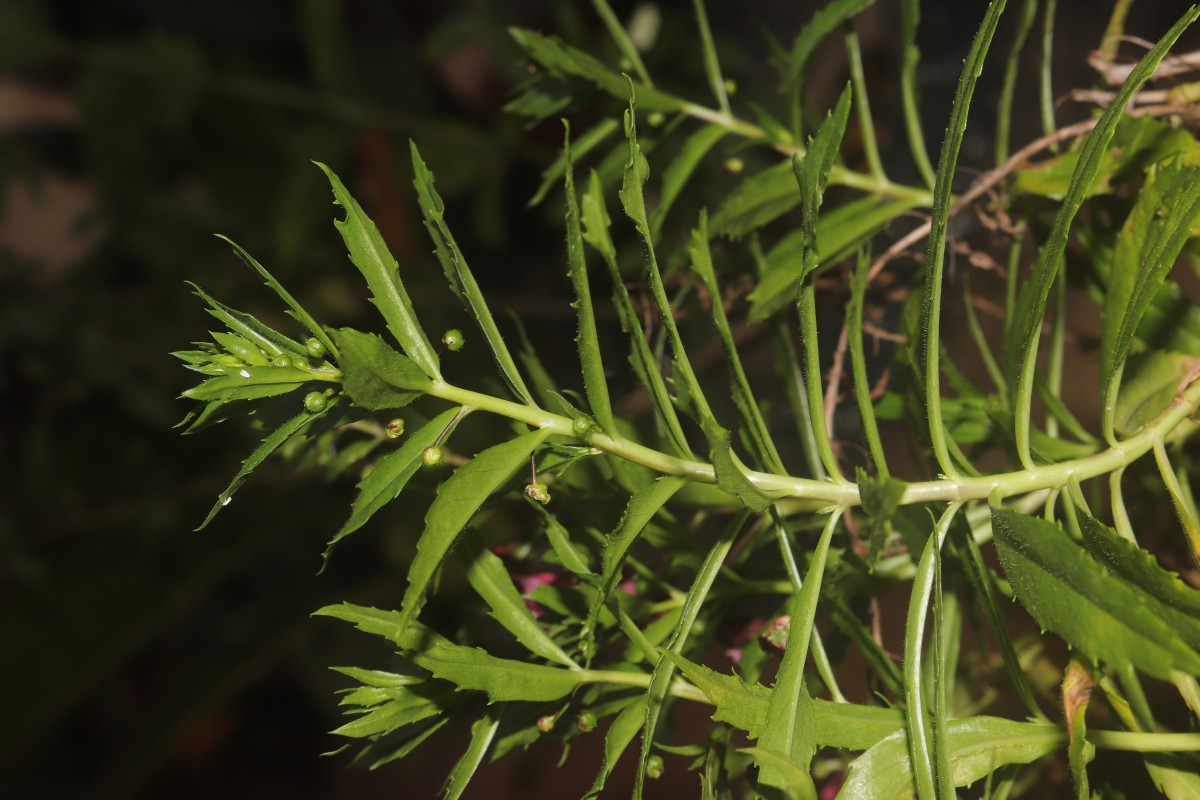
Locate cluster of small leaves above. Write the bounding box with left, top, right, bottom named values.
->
left=176, top=1, right=1200, bottom=797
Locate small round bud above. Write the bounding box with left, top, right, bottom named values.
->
left=646, top=755, right=664, bottom=780
left=576, top=637, right=592, bottom=659
left=723, top=78, right=737, bottom=95
left=442, top=329, right=465, bottom=352
left=305, top=338, right=327, bottom=358
left=575, top=710, right=597, bottom=733
left=385, top=418, right=405, bottom=439
left=646, top=111, right=665, bottom=127
left=571, top=416, right=596, bottom=437
left=421, top=446, right=445, bottom=467
left=303, top=391, right=328, bottom=413
left=273, top=353, right=292, bottom=368
left=524, top=482, right=551, bottom=505
left=724, top=157, right=745, bottom=174
left=536, top=714, right=556, bottom=734
left=291, top=355, right=311, bottom=370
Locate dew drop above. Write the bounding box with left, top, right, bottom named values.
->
left=239, top=369, right=251, bottom=378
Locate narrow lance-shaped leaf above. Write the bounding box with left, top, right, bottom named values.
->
left=650, top=123, right=727, bottom=237
left=921, top=0, right=1007, bottom=479
left=314, top=162, right=441, bottom=380
left=1011, top=5, right=1200, bottom=465
left=563, top=123, right=616, bottom=434
left=619, top=82, right=713, bottom=422
left=634, top=512, right=748, bottom=799
left=689, top=213, right=786, bottom=475
left=588, top=0, right=652, bottom=86
left=198, top=405, right=330, bottom=530
left=903, top=503, right=962, bottom=800
left=443, top=706, right=504, bottom=800
left=1101, top=165, right=1200, bottom=442
left=187, top=281, right=307, bottom=359
left=528, top=117, right=619, bottom=208
left=508, top=28, right=687, bottom=113
left=786, top=0, right=875, bottom=137
left=848, top=250, right=890, bottom=478
left=409, top=142, right=536, bottom=406
left=583, top=696, right=647, bottom=799
left=455, top=528, right=579, bottom=668
left=991, top=507, right=1200, bottom=681
left=691, top=0, right=730, bottom=114
left=580, top=170, right=693, bottom=458
left=898, top=0, right=936, bottom=188
left=323, top=407, right=463, bottom=565
left=793, top=84, right=853, bottom=483
left=215, top=235, right=339, bottom=360
left=994, top=0, right=1038, bottom=166
left=395, top=427, right=552, bottom=638
left=583, top=476, right=688, bottom=651
left=756, top=511, right=842, bottom=797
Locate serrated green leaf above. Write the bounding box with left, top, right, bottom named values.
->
left=456, top=529, right=578, bottom=668
left=619, top=86, right=714, bottom=423
left=1145, top=753, right=1200, bottom=799
left=216, top=234, right=338, bottom=359
left=508, top=28, right=686, bottom=113
left=991, top=507, right=1200, bottom=681
left=1077, top=511, right=1200, bottom=648
left=314, top=161, right=440, bottom=380
left=409, top=142, right=535, bottom=406
left=181, top=366, right=317, bottom=404
left=689, top=215, right=785, bottom=475
left=788, top=0, right=876, bottom=85
left=661, top=653, right=903, bottom=750
left=323, top=408, right=461, bottom=564
left=580, top=169, right=693, bottom=458
left=756, top=512, right=839, bottom=793
left=443, top=706, right=503, bottom=800
left=792, top=85, right=852, bottom=283
left=701, top=418, right=776, bottom=512
left=650, top=123, right=727, bottom=236
left=332, top=328, right=431, bottom=411
left=1102, top=165, right=1200, bottom=438
left=837, top=716, right=1065, bottom=799
left=396, top=428, right=553, bottom=638
left=332, top=682, right=456, bottom=738
left=188, top=281, right=308, bottom=358
left=1009, top=6, right=1200, bottom=464
left=563, top=124, right=616, bottom=434
left=198, top=406, right=327, bottom=529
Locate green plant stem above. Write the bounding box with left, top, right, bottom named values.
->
left=422, top=376, right=1200, bottom=508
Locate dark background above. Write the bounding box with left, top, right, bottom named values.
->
left=1, top=1, right=1194, bottom=797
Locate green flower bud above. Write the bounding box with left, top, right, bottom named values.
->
left=305, top=338, right=327, bottom=358
left=647, top=111, right=665, bottom=127
left=442, top=329, right=465, bottom=352
left=571, top=416, right=596, bottom=437
left=536, top=714, right=556, bottom=734
left=575, top=710, right=597, bottom=733
left=724, top=157, right=744, bottom=174
left=421, top=446, right=445, bottom=467
left=385, top=418, right=405, bottom=439
left=646, top=754, right=664, bottom=780
left=724, top=78, right=737, bottom=95
left=524, top=482, right=551, bottom=505
left=273, top=353, right=293, bottom=369
left=303, top=391, right=328, bottom=413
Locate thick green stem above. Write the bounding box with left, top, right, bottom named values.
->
left=422, top=376, right=1200, bottom=509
